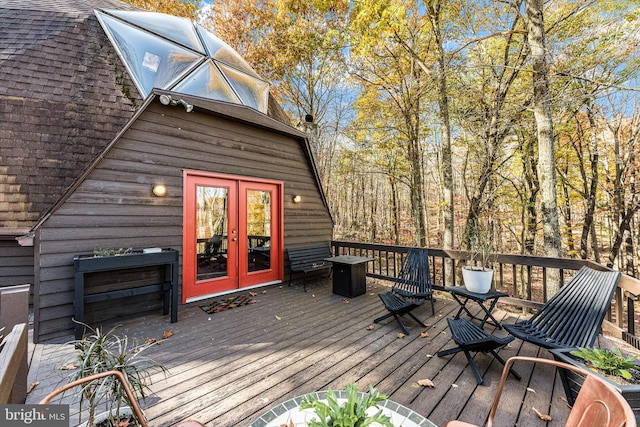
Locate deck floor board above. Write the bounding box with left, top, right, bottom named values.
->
left=26, top=278, right=574, bottom=426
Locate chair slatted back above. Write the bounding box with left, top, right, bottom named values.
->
left=528, top=266, right=620, bottom=348
left=392, top=248, right=432, bottom=300
left=567, top=373, right=635, bottom=427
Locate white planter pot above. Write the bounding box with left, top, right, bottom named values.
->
left=462, top=266, right=494, bottom=293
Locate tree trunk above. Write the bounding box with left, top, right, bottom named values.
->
left=579, top=107, right=599, bottom=259
left=561, top=177, right=576, bottom=256
left=390, top=178, right=400, bottom=245
left=608, top=203, right=640, bottom=268
left=524, top=0, right=562, bottom=293
left=427, top=1, right=454, bottom=281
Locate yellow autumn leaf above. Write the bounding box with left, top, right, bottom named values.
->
left=163, top=329, right=173, bottom=339
left=420, top=331, right=429, bottom=338
left=366, top=325, right=375, bottom=330
left=397, top=333, right=405, bottom=339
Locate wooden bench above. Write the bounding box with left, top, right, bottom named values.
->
left=437, top=318, right=520, bottom=385
left=286, top=244, right=333, bottom=291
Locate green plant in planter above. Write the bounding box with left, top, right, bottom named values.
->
left=64, top=322, right=167, bottom=426
left=463, top=219, right=493, bottom=270
left=570, top=347, right=639, bottom=380
left=93, top=248, right=133, bottom=257
left=299, top=383, right=394, bottom=427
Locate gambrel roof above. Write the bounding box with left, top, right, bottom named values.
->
left=0, top=0, right=290, bottom=237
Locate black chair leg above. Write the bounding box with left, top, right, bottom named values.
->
left=392, top=314, right=410, bottom=335
left=463, top=351, right=484, bottom=385
left=407, top=312, right=426, bottom=327
left=491, top=350, right=521, bottom=380
left=437, top=346, right=464, bottom=357
left=374, top=312, right=394, bottom=323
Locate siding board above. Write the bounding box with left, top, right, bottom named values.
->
left=0, top=242, right=34, bottom=288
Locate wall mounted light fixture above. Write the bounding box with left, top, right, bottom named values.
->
left=152, top=183, right=167, bottom=197
left=158, top=94, right=193, bottom=112
left=292, top=194, right=302, bottom=204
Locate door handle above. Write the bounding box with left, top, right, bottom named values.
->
left=232, top=238, right=237, bottom=242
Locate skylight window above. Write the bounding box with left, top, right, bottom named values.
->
left=95, top=9, right=269, bottom=114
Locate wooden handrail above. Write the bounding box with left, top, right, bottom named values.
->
left=0, top=323, right=28, bottom=404
left=331, top=240, right=640, bottom=348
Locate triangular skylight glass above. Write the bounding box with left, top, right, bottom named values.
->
left=95, top=9, right=269, bottom=114
left=196, top=25, right=261, bottom=79
left=217, top=63, right=270, bottom=113
left=104, top=10, right=205, bottom=54
left=96, top=12, right=203, bottom=97
left=173, top=60, right=242, bottom=104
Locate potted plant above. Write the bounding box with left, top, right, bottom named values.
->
left=462, top=219, right=494, bottom=293
left=62, top=322, right=167, bottom=427
left=299, top=383, right=395, bottom=427
left=550, top=347, right=640, bottom=421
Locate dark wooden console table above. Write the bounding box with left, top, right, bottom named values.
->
left=73, top=249, right=179, bottom=339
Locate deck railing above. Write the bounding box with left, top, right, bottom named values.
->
left=331, top=240, right=640, bottom=349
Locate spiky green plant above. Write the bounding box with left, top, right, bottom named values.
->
left=570, top=347, right=639, bottom=380
left=92, top=248, right=133, bottom=257
left=65, top=322, right=167, bottom=426
left=299, top=383, right=394, bottom=427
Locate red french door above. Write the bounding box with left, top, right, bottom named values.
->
left=183, top=172, right=283, bottom=303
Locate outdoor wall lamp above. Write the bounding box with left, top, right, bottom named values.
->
left=159, top=94, right=193, bottom=113
left=152, top=183, right=167, bottom=197
left=292, top=195, right=302, bottom=204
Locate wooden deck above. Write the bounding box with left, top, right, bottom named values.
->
left=25, top=278, right=577, bottom=427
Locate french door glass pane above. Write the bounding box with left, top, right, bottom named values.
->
left=246, top=189, right=271, bottom=272
left=196, top=185, right=228, bottom=281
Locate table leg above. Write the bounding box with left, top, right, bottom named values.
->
left=452, top=295, right=476, bottom=320
left=478, top=298, right=502, bottom=329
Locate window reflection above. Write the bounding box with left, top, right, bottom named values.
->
left=196, top=186, right=228, bottom=281
left=247, top=190, right=271, bottom=273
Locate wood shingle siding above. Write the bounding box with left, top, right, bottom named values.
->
left=34, top=95, right=333, bottom=342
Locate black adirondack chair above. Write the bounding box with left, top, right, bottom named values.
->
left=374, top=248, right=434, bottom=335
left=437, top=318, right=521, bottom=385
left=504, top=266, right=621, bottom=349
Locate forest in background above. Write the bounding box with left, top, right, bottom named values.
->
left=129, top=0, right=640, bottom=277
